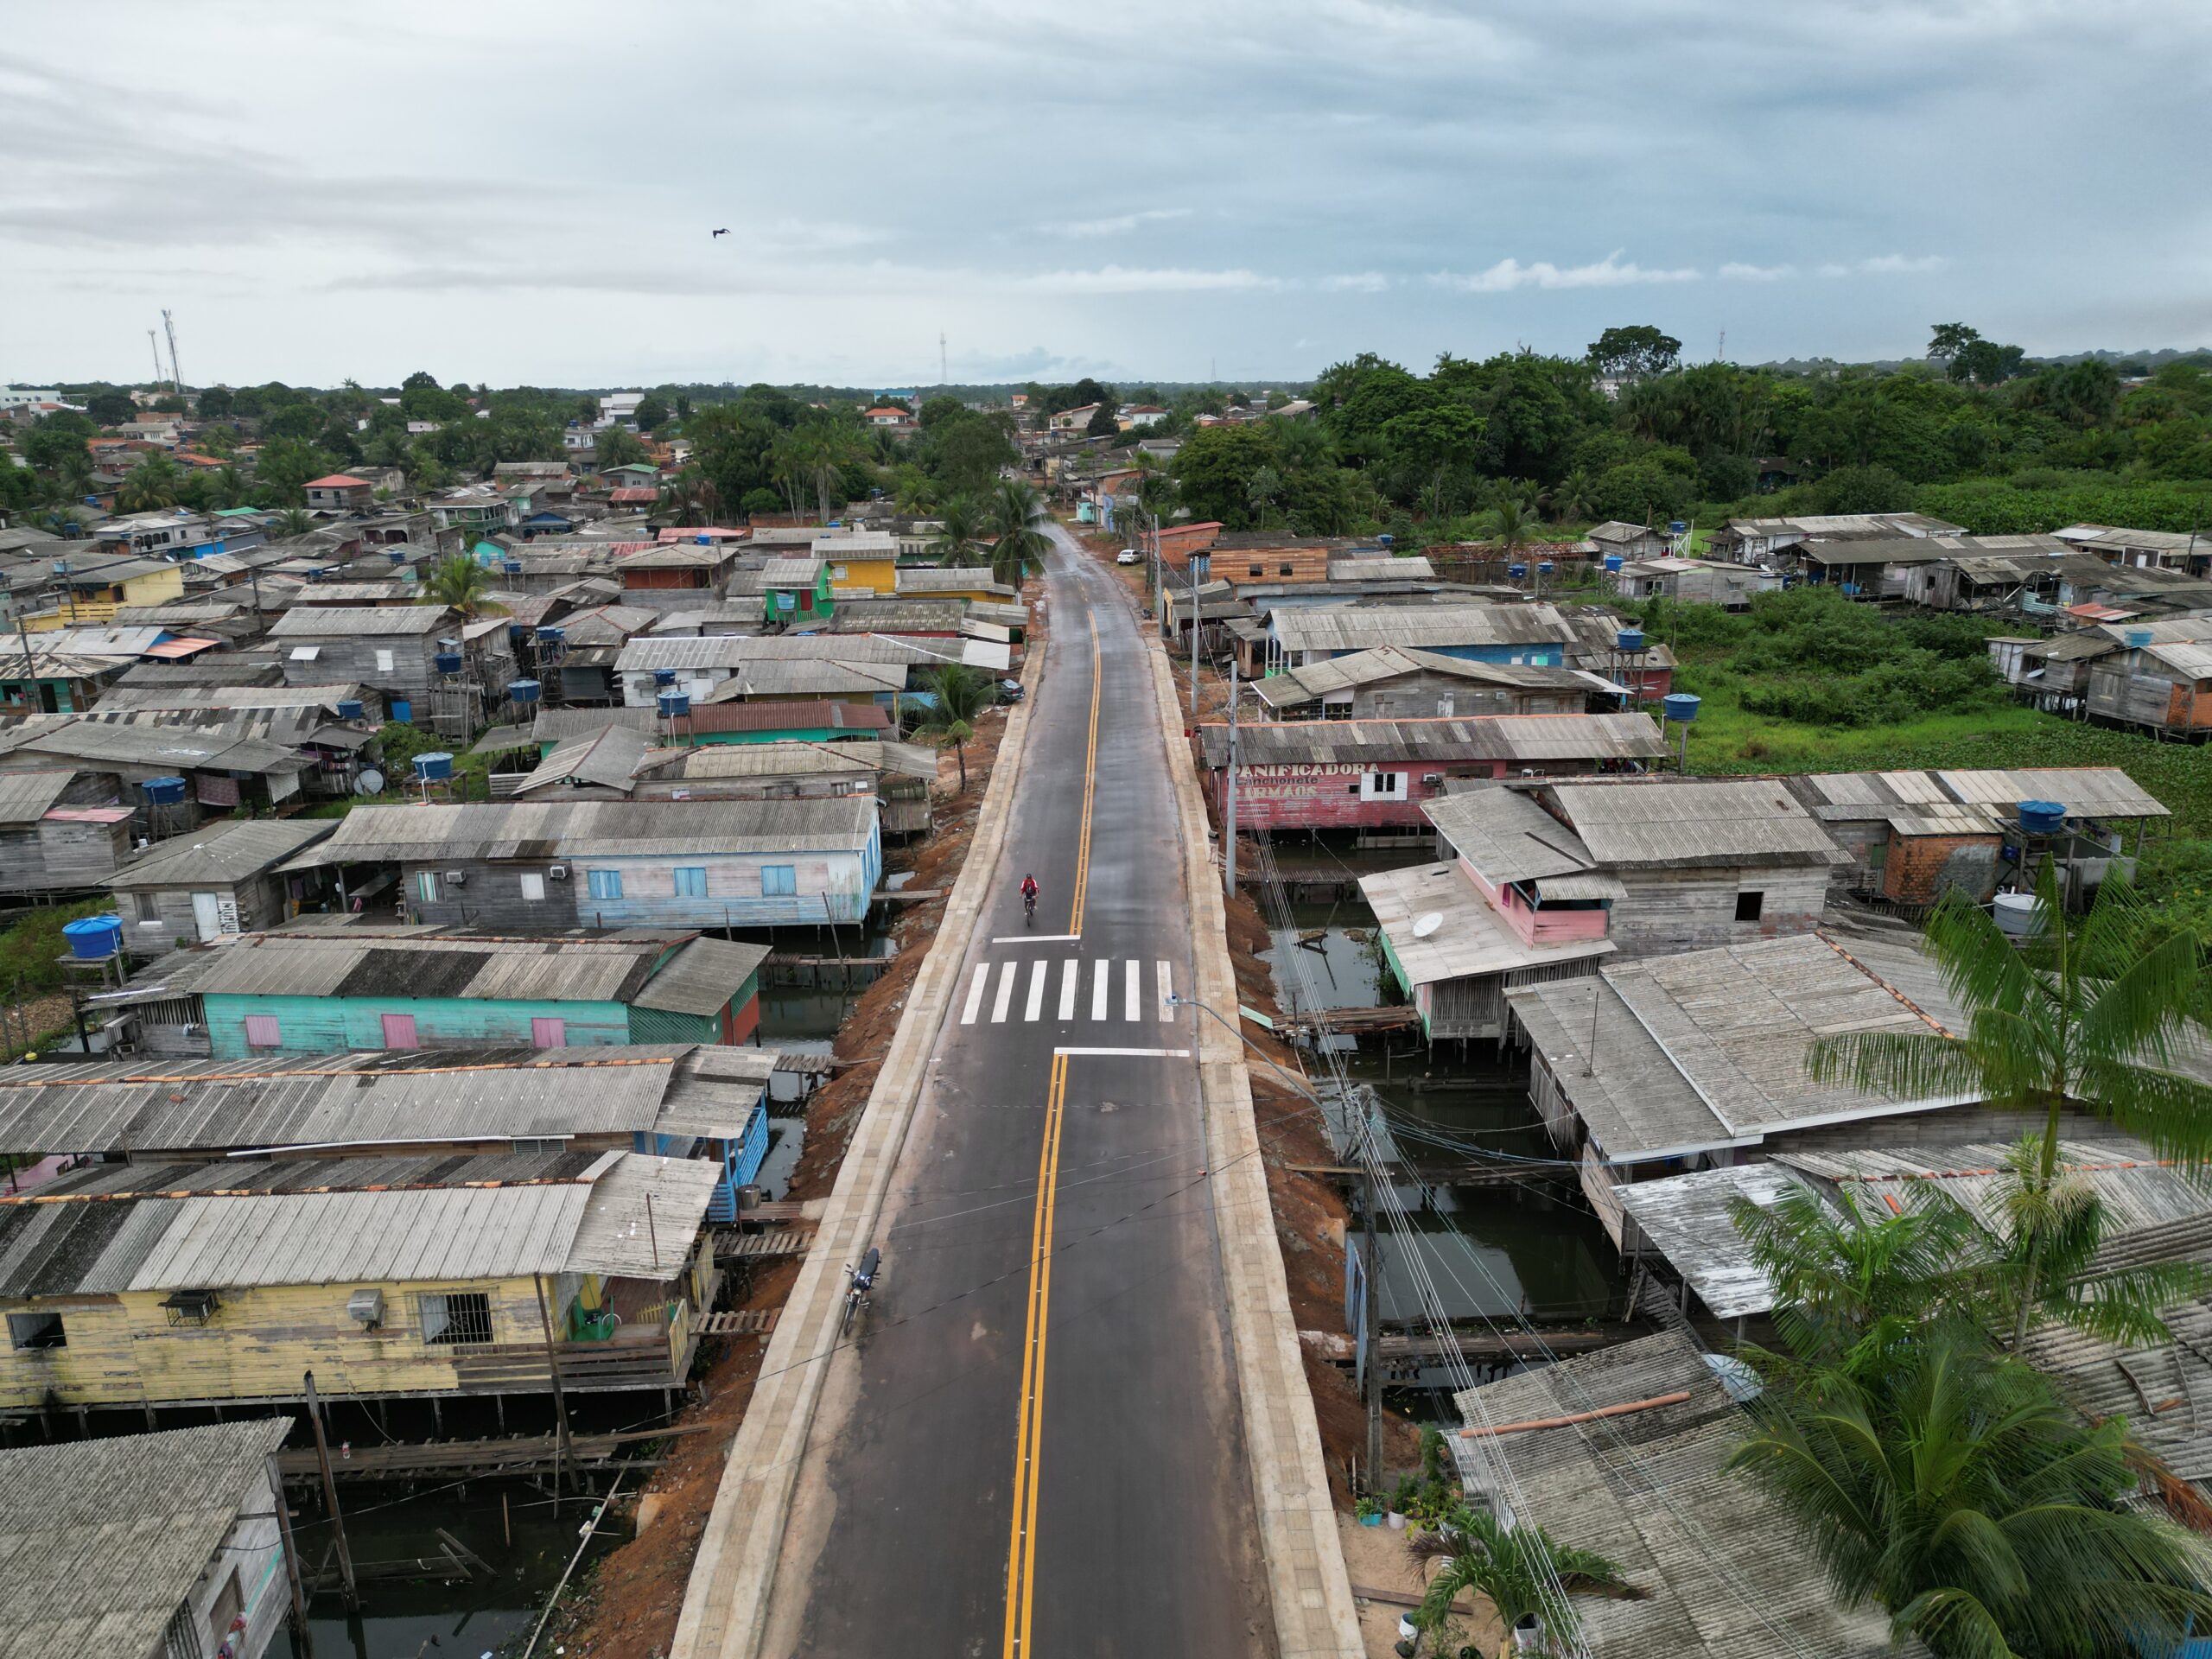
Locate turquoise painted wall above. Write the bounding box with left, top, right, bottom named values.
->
left=202, top=991, right=634, bottom=1060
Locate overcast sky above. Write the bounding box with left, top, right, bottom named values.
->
left=6, top=1, right=2208, bottom=390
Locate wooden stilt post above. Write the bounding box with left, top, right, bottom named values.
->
left=535, top=1275, right=574, bottom=1494
left=302, top=1372, right=357, bottom=1608
left=268, top=1451, right=315, bottom=1653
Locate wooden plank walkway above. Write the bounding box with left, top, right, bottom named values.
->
left=696, top=1308, right=780, bottom=1337
left=717, top=1230, right=813, bottom=1261
left=276, top=1421, right=723, bottom=1483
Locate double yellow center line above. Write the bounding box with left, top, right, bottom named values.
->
left=1066, top=613, right=1101, bottom=937
left=1002, top=1052, right=1069, bottom=1658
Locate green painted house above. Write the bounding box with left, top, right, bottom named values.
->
left=167, top=928, right=769, bottom=1061
left=760, top=556, right=835, bottom=626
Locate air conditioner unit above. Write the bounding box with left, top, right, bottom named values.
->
left=442, top=869, right=467, bottom=886
left=546, top=864, right=569, bottom=880
left=346, top=1287, right=385, bottom=1329
left=1421, top=773, right=1444, bottom=785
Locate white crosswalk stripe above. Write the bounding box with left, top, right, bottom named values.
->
left=961, top=956, right=1191, bottom=1027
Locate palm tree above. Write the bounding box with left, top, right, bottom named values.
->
left=273, top=506, right=314, bottom=539
left=656, top=467, right=711, bottom=522
left=423, top=553, right=495, bottom=619
left=1408, top=1504, right=1636, bottom=1656
left=911, top=664, right=995, bottom=792
left=929, top=495, right=985, bottom=567
left=1480, top=493, right=1538, bottom=557
left=1730, top=1337, right=2212, bottom=1658
left=1552, top=467, right=1598, bottom=523
left=1805, top=861, right=2212, bottom=1344
left=984, top=479, right=1052, bottom=589
left=1245, top=464, right=1284, bottom=528
left=117, top=454, right=181, bottom=512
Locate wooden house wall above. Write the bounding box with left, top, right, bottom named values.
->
left=400, top=836, right=880, bottom=929
left=118, top=872, right=295, bottom=952
left=199, top=992, right=634, bottom=1060
left=1215, top=761, right=1478, bottom=832
left=0, top=1275, right=553, bottom=1408
left=2, top=817, right=135, bottom=893
left=2088, top=663, right=2204, bottom=730
left=1604, top=866, right=1831, bottom=957
left=1351, top=672, right=1581, bottom=720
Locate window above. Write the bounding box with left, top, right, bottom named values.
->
left=1360, top=771, right=1407, bottom=801
left=1280, top=563, right=1294, bottom=576
left=415, top=870, right=440, bottom=905
left=380, top=1013, right=419, bottom=1050
left=375, top=648, right=396, bottom=672
left=1735, top=890, right=1765, bottom=923
left=418, top=1290, right=493, bottom=1345
left=7, top=1312, right=64, bottom=1351
left=243, top=1014, right=283, bottom=1049
left=531, top=1016, right=567, bottom=1047
left=673, top=866, right=708, bottom=898
left=1247, top=563, right=1263, bottom=577
left=207, top=1567, right=242, bottom=1646
left=133, top=892, right=162, bottom=923
left=587, top=868, right=623, bottom=900
left=519, top=872, right=547, bottom=901
left=761, top=864, right=797, bottom=897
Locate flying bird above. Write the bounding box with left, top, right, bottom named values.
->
left=711, top=227, right=729, bottom=238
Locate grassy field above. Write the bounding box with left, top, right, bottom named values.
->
left=1672, top=668, right=2212, bottom=836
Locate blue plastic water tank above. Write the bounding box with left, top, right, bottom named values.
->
left=1603, top=554, right=1624, bottom=573
left=2125, top=628, right=2154, bottom=649
left=414, top=752, right=454, bottom=783
left=1668, top=520, right=1688, bottom=534
left=653, top=667, right=678, bottom=688
left=388, top=548, right=408, bottom=563
left=535, top=626, right=566, bottom=645
left=1376, top=533, right=1395, bottom=549
left=508, top=679, right=542, bottom=705
left=63, top=916, right=123, bottom=960
left=2018, top=799, right=2066, bottom=836
left=658, top=690, right=691, bottom=719
left=1507, top=563, right=1528, bottom=580
left=1536, top=560, right=1555, bottom=575
left=335, top=699, right=365, bottom=721
left=696, top=535, right=714, bottom=546
left=1616, top=629, right=1645, bottom=652
left=1840, top=581, right=1860, bottom=596
left=1662, top=692, right=1702, bottom=724
left=143, top=776, right=188, bottom=806
left=503, top=559, right=523, bottom=575
left=434, top=650, right=463, bottom=676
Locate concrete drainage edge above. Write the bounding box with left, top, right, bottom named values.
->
left=1143, top=642, right=1366, bottom=1658
left=669, top=625, right=1045, bottom=1659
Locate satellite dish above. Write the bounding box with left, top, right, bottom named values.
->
left=357, top=768, right=385, bottom=796
left=1412, top=912, right=1444, bottom=938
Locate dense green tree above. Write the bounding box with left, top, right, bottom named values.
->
left=84, top=390, right=137, bottom=428
left=260, top=403, right=327, bottom=442
left=1084, top=404, right=1119, bottom=438
left=1586, top=324, right=1681, bottom=378
left=21, top=414, right=93, bottom=477
left=593, top=423, right=650, bottom=468
left=116, top=452, right=182, bottom=512
left=916, top=409, right=1016, bottom=497
left=632, top=394, right=670, bottom=433
left=194, top=385, right=234, bottom=420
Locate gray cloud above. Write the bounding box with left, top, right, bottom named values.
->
left=2, top=3, right=2206, bottom=385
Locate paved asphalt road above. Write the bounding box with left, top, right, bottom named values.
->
left=766, top=527, right=1273, bottom=1656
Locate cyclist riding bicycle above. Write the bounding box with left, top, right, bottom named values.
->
left=1020, top=874, right=1039, bottom=918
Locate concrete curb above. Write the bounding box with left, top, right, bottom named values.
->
left=1144, top=644, right=1366, bottom=1659
left=670, top=623, right=1045, bottom=1659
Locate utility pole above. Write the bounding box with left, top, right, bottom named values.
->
left=147, top=328, right=165, bottom=388
left=1362, top=1115, right=1383, bottom=1489
left=302, top=1371, right=358, bottom=1607
left=1224, top=649, right=1239, bottom=898
left=162, top=308, right=183, bottom=392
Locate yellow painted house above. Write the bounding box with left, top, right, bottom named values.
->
left=814, top=530, right=900, bottom=597
left=20, top=557, right=188, bottom=629
left=0, top=1148, right=719, bottom=1409
left=895, top=565, right=1020, bottom=605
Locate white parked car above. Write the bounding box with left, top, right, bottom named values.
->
left=1116, top=548, right=1139, bottom=565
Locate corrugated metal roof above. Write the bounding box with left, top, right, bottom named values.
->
left=1358, top=860, right=1612, bottom=987
left=0, top=1045, right=769, bottom=1153
left=1269, top=603, right=1576, bottom=655
left=894, top=567, right=1019, bottom=598
left=1612, top=1163, right=1802, bottom=1319
left=267, top=606, right=452, bottom=637
left=629, top=936, right=772, bottom=1014
left=0, top=715, right=308, bottom=776
left=511, top=723, right=652, bottom=796
left=0, top=770, right=76, bottom=827
left=697, top=658, right=907, bottom=697
left=0, top=1420, right=291, bottom=1657
left=660, top=739, right=934, bottom=779
left=281, top=795, right=875, bottom=866
left=1451, top=1332, right=1904, bottom=1656
left=104, top=818, right=336, bottom=888
left=1930, top=766, right=2169, bottom=819
left=1548, top=779, right=1846, bottom=868
left=182, top=932, right=666, bottom=1002
left=1424, top=786, right=1596, bottom=882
